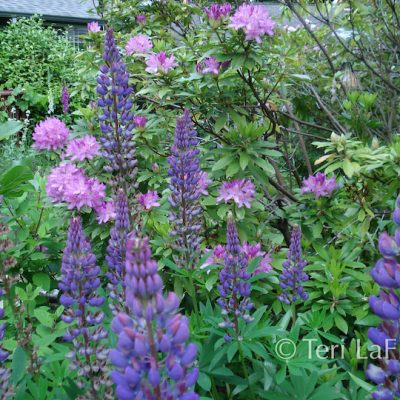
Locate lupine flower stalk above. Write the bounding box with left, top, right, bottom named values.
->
left=97, top=29, right=137, bottom=191
left=168, top=110, right=205, bottom=269
left=59, top=217, right=110, bottom=396
left=366, top=196, right=400, bottom=399
left=217, top=216, right=253, bottom=341
left=106, top=190, right=130, bottom=314
left=109, top=236, right=199, bottom=400
left=278, top=225, right=309, bottom=305
left=61, top=84, right=69, bottom=114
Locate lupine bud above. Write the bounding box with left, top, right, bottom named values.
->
left=367, top=194, right=400, bottom=399
left=59, top=217, right=109, bottom=396
left=278, top=225, right=308, bottom=305
left=97, top=29, right=137, bottom=190
left=217, top=216, right=253, bottom=339
left=110, top=236, right=199, bottom=399
left=168, top=110, right=205, bottom=269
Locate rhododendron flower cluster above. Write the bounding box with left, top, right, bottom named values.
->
left=96, top=201, right=116, bottom=224
left=125, top=34, right=153, bottom=55
left=32, top=117, right=70, bottom=150
left=133, top=115, right=147, bottom=130
left=204, top=3, right=232, bottom=28
left=168, top=110, right=205, bottom=268
left=65, top=135, right=100, bottom=161
left=60, top=217, right=109, bottom=395
left=218, top=216, right=253, bottom=340
left=196, top=57, right=221, bottom=75
left=136, top=14, right=146, bottom=24
left=217, top=179, right=255, bottom=208
left=145, top=51, right=177, bottom=74
left=229, top=4, right=275, bottom=43
left=366, top=195, right=400, bottom=399
left=278, top=226, right=309, bottom=304
left=301, top=172, right=338, bottom=198
left=198, top=171, right=211, bottom=196
left=46, top=163, right=105, bottom=211
left=110, top=236, right=199, bottom=400
left=203, top=241, right=272, bottom=274
left=138, top=191, right=160, bottom=210
left=87, top=21, right=101, bottom=32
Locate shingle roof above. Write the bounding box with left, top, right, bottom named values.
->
left=0, top=0, right=101, bottom=22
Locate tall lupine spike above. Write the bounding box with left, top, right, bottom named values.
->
left=59, top=217, right=110, bottom=396
left=106, top=189, right=130, bottom=314
left=366, top=196, right=400, bottom=399
left=109, top=236, right=199, bottom=400
left=61, top=84, right=69, bottom=114
left=168, top=110, right=205, bottom=269
left=97, top=29, right=137, bottom=191
left=217, top=215, right=253, bottom=341
left=278, top=225, right=309, bottom=305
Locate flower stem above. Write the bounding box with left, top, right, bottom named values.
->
left=238, top=341, right=255, bottom=400
left=291, top=302, right=296, bottom=327
left=188, top=272, right=200, bottom=325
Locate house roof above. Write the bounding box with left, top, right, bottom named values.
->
left=0, top=0, right=101, bottom=23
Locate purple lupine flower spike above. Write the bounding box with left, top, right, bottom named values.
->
left=110, top=236, right=199, bottom=399
left=217, top=215, right=253, bottom=341
left=97, top=29, right=137, bottom=190
left=61, top=84, right=69, bottom=114
left=278, top=225, right=309, bottom=304
left=168, top=110, right=205, bottom=269
left=59, top=217, right=109, bottom=395
left=106, top=189, right=130, bottom=314
left=366, top=195, right=400, bottom=399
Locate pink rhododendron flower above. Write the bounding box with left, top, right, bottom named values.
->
left=145, top=52, right=177, bottom=74
left=87, top=21, right=101, bottom=33
left=125, top=34, right=153, bottom=55
left=197, top=57, right=221, bottom=75
left=46, top=163, right=105, bottom=210
left=65, top=135, right=100, bottom=161
left=202, top=241, right=272, bottom=274
left=137, top=14, right=146, bottom=24
left=217, top=179, right=255, bottom=208
left=204, top=3, right=232, bottom=27
left=96, top=201, right=116, bottom=224
left=198, top=171, right=211, bottom=195
left=152, top=163, right=159, bottom=172
left=133, top=115, right=147, bottom=129
left=301, top=172, right=338, bottom=198
left=32, top=117, right=70, bottom=150
left=229, top=4, right=275, bottom=43
left=138, top=191, right=160, bottom=210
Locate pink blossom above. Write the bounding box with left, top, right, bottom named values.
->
left=137, top=14, right=146, bottom=24
left=152, top=163, right=160, bottom=172
left=32, top=117, right=70, bottom=150
left=134, top=115, right=147, bottom=129
left=198, top=171, right=211, bottom=195
left=65, top=135, right=100, bottom=162
left=301, top=172, right=338, bottom=198
left=96, top=201, right=116, bottom=224
left=229, top=4, right=275, bottom=43
left=217, top=179, right=255, bottom=208
left=125, top=34, right=153, bottom=55
left=255, top=253, right=273, bottom=274
left=46, top=163, right=105, bottom=210
left=87, top=21, right=101, bottom=33
left=145, top=52, right=177, bottom=74
left=205, top=3, right=232, bottom=27
left=242, top=242, right=261, bottom=259
left=138, top=191, right=160, bottom=210
left=197, top=57, right=221, bottom=75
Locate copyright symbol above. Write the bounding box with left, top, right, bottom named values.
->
left=275, top=338, right=296, bottom=360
